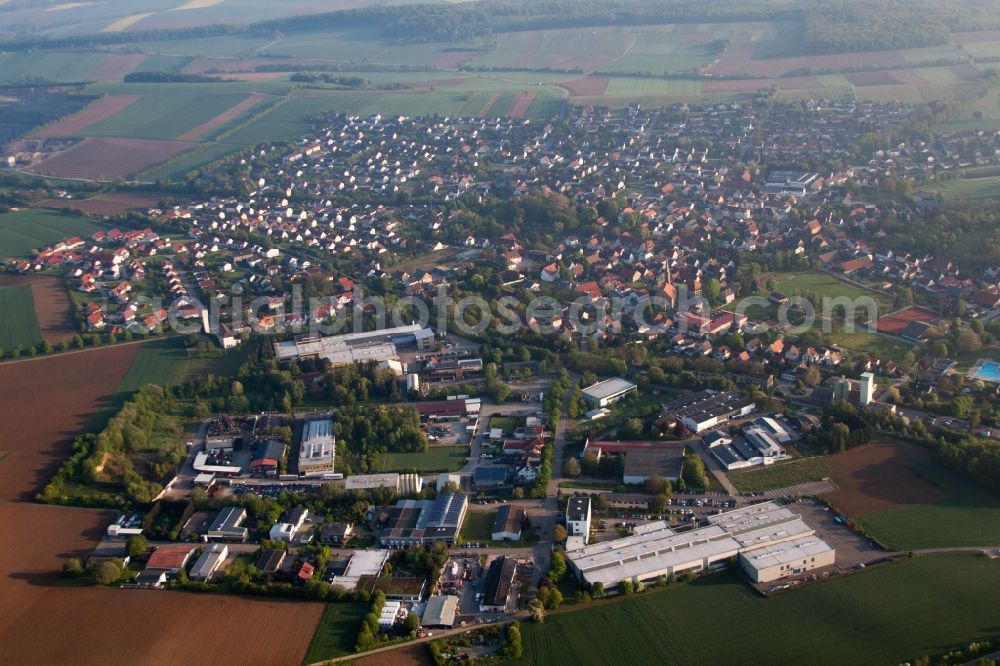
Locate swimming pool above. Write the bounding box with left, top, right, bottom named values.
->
left=971, top=360, right=1000, bottom=383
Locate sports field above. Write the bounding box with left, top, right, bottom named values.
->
left=0, top=209, right=104, bottom=259
left=511, top=554, right=1000, bottom=666
left=0, top=285, right=42, bottom=350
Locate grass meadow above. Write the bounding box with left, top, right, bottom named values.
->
left=513, top=554, right=1000, bottom=665
left=859, top=459, right=1000, bottom=549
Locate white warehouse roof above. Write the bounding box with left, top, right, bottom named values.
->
left=740, top=535, right=834, bottom=570
left=582, top=377, right=637, bottom=400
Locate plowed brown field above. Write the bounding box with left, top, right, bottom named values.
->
left=0, top=344, right=138, bottom=501
left=0, top=347, right=324, bottom=665
left=825, top=442, right=944, bottom=517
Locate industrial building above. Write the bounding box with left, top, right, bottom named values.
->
left=583, top=439, right=686, bottom=484
left=566, top=496, right=592, bottom=543
left=376, top=493, right=468, bottom=547
left=297, top=419, right=335, bottom=476
left=480, top=556, right=518, bottom=612
left=190, top=544, right=228, bottom=581
left=474, top=465, right=508, bottom=488
left=739, top=535, right=836, bottom=582
left=492, top=505, right=525, bottom=541
left=273, top=324, right=434, bottom=367
left=704, top=432, right=754, bottom=471
left=660, top=390, right=755, bottom=434
left=582, top=377, right=638, bottom=408
left=422, top=595, right=459, bottom=628
left=250, top=439, right=286, bottom=477
left=566, top=501, right=834, bottom=589
left=323, top=549, right=390, bottom=590
left=206, top=507, right=249, bottom=542
left=345, top=473, right=401, bottom=492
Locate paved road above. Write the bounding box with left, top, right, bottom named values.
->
left=309, top=617, right=520, bottom=665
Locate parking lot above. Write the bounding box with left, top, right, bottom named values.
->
left=753, top=499, right=892, bottom=595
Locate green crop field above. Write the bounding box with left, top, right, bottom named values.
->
left=0, top=209, right=105, bottom=259
left=0, top=285, right=42, bottom=350
left=728, top=457, right=831, bottom=493
left=77, top=87, right=268, bottom=140
left=600, top=33, right=718, bottom=76
left=117, top=336, right=195, bottom=393
left=859, top=459, right=1000, bottom=549
left=512, top=554, right=1000, bottom=666
left=378, top=446, right=466, bottom=473
left=302, top=602, right=368, bottom=665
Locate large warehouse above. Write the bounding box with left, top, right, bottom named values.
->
left=376, top=493, right=468, bottom=547
left=660, top=390, right=755, bottom=434
left=566, top=501, right=834, bottom=589
left=582, top=377, right=638, bottom=407
left=273, top=324, right=434, bottom=366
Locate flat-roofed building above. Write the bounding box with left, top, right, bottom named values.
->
left=190, top=544, right=228, bottom=581
left=207, top=507, right=249, bottom=542
left=345, top=473, right=400, bottom=492
left=298, top=419, right=335, bottom=476
left=273, top=324, right=433, bottom=367
left=423, top=595, right=459, bottom=627
left=582, top=377, right=638, bottom=407
left=740, top=535, right=836, bottom=582
left=567, top=501, right=834, bottom=591
left=566, top=496, right=592, bottom=543
left=567, top=522, right=740, bottom=590
left=325, top=549, right=390, bottom=590
left=660, top=390, right=755, bottom=434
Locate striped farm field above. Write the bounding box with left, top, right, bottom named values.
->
left=32, top=95, right=141, bottom=138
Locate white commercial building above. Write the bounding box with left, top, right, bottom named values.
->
left=567, top=501, right=835, bottom=590
left=273, top=324, right=434, bottom=367
left=298, top=419, right=335, bottom=476
left=739, top=535, right=836, bottom=583
left=581, top=378, right=638, bottom=407
left=327, top=549, right=390, bottom=590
